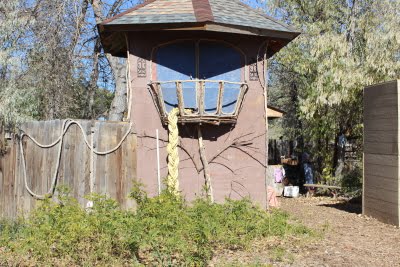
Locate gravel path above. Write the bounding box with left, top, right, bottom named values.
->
left=279, top=197, right=400, bottom=267
left=212, top=197, right=400, bottom=266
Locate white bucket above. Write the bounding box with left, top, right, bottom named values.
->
left=284, top=186, right=300, bottom=198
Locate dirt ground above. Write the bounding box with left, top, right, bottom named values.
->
left=211, top=196, right=400, bottom=267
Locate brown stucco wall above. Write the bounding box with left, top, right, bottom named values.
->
left=128, top=31, right=268, bottom=208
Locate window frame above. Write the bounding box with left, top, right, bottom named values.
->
left=150, top=39, right=247, bottom=82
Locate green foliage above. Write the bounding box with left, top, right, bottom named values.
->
left=264, top=0, right=399, bottom=181
left=0, top=193, right=138, bottom=266
left=0, top=1, right=39, bottom=125
left=128, top=187, right=311, bottom=266
left=93, top=88, right=115, bottom=118
left=0, top=186, right=311, bottom=266
left=0, top=0, right=136, bottom=125
left=341, top=164, right=363, bottom=195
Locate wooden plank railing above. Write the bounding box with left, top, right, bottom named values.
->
left=149, top=80, right=248, bottom=125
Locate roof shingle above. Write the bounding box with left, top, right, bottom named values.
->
left=101, top=0, right=298, bottom=34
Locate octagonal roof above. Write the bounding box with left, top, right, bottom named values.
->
left=99, top=0, right=300, bottom=57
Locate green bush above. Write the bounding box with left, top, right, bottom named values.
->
left=0, top=186, right=311, bottom=266
left=341, top=165, right=363, bottom=196
left=0, top=193, right=138, bottom=266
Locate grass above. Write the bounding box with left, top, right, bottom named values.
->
left=0, top=185, right=312, bottom=266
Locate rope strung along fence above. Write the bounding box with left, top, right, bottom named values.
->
left=166, top=108, right=180, bottom=196
left=19, top=119, right=132, bottom=200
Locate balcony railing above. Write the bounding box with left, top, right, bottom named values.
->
left=148, top=80, right=248, bottom=125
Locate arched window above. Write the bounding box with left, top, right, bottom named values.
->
left=199, top=41, right=243, bottom=114
left=151, top=40, right=247, bottom=124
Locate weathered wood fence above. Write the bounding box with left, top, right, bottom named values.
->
left=0, top=120, right=137, bottom=219
left=364, top=80, right=400, bottom=226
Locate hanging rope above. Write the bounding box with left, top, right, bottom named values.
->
left=19, top=119, right=132, bottom=200
left=166, top=108, right=180, bottom=196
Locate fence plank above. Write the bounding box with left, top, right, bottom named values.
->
left=0, top=120, right=137, bottom=219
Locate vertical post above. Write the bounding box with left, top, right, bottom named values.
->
left=86, top=125, right=95, bottom=209
left=262, top=42, right=270, bottom=210
left=125, top=34, right=131, bottom=121
left=234, top=84, right=248, bottom=115
left=197, top=125, right=213, bottom=202
left=198, top=81, right=205, bottom=116
left=176, top=81, right=185, bottom=116
left=156, top=83, right=166, bottom=119
left=90, top=126, right=95, bottom=194
left=156, top=129, right=161, bottom=195
left=216, top=81, right=224, bottom=115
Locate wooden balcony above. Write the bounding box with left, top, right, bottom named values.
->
left=148, top=80, right=248, bottom=125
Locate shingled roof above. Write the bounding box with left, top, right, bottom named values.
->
left=99, top=0, right=300, bottom=57
left=101, top=0, right=296, bottom=33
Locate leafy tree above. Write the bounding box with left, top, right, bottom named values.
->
left=0, top=0, right=142, bottom=126
left=260, top=0, right=400, bottom=183
left=0, top=0, right=37, bottom=125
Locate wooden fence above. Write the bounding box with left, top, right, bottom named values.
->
left=363, top=80, right=400, bottom=226
left=0, top=120, right=137, bottom=219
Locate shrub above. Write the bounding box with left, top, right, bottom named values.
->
left=0, top=186, right=311, bottom=266
left=0, top=193, right=139, bottom=266
left=341, top=165, right=363, bottom=196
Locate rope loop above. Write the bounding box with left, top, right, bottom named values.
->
left=20, top=119, right=132, bottom=200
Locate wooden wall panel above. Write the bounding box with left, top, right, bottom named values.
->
left=364, top=185, right=398, bottom=204
left=364, top=130, right=397, bottom=144
left=363, top=80, right=400, bottom=226
left=364, top=174, right=398, bottom=190
left=364, top=197, right=399, bottom=218
left=364, top=154, right=398, bottom=166
left=364, top=142, right=398, bottom=155
left=364, top=106, right=398, bottom=118
left=364, top=118, right=400, bottom=131
left=0, top=120, right=137, bottom=219
left=364, top=203, right=399, bottom=226
left=364, top=162, right=398, bottom=179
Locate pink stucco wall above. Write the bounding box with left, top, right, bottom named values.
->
left=128, top=31, right=268, bottom=208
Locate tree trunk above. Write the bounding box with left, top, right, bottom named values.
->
left=86, top=39, right=101, bottom=119
left=90, top=0, right=128, bottom=121
left=332, top=131, right=340, bottom=174
left=291, top=82, right=304, bottom=152
left=108, top=57, right=127, bottom=121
